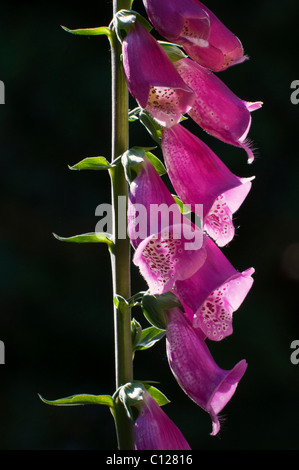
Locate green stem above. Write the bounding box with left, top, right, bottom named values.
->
left=109, top=0, right=134, bottom=450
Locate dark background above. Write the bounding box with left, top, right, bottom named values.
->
left=0, top=0, right=299, bottom=450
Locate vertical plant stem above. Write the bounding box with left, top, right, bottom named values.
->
left=109, top=0, right=134, bottom=450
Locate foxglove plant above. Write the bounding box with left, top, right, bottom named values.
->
left=41, top=0, right=261, bottom=451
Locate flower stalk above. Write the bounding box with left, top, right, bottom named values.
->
left=109, top=0, right=134, bottom=450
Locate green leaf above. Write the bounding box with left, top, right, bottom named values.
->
left=115, top=382, right=170, bottom=421
left=130, top=108, right=163, bottom=146
left=145, top=151, right=166, bottom=176
left=173, top=195, right=192, bottom=215
left=121, top=147, right=145, bottom=183
left=113, top=10, right=152, bottom=42
left=68, top=156, right=113, bottom=171
left=131, top=318, right=143, bottom=351
left=61, top=25, right=111, bottom=37
left=142, top=292, right=183, bottom=330
left=53, top=232, right=114, bottom=246
left=117, top=382, right=145, bottom=420
left=144, top=385, right=170, bottom=406
left=156, top=291, right=184, bottom=312
left=127, top=290, right=147, bottom=307
left=159, top=41, right=188, bottom=62
left=142, top=295, right=167, bottom=330
left=114, top=294, right=129, bottom=311
left=121, top=147, right=165, bottom=183
left=138, top=110, right=162, bottom=145
left=128, top=107, right=141, bottom=122
left=38, top=393, right=114, bottom=407
left=134, top=326, right=165, bottom=351
left=172, top=196, right=202, bottom=229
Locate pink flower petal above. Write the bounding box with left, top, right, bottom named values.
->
left=193, top=268, right=254, bottom=341
left=143, top=0, right=210, bottom=43
left=174, top=58, right=262, bottom=161
left=122, top=21, right=194, bottom=127
left=135, top=390, right=191, bottom=450
left=128, top=157, right=181, bottom=249
left=195, top=1, right=247, bottom=71
left=143, top=0, right=246, bottom=71
left=174, top=237, right=254, bottom=341
left=133, top=226, right=207, bottom=295
left=161, top=124, right=243, bottom=219
left=166, top=307, right=247, bottom=435
left=204, top=177, right=253, bottom=247
left=204, top=194, right=235, bottom=247
left=161, top=124, right=254, bottom=246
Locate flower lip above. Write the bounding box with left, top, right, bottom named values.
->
left=133, top=225, right=207, bottom=295
left=174, top=238, right=255, bottom=341
left=204, top=177, right=254, bottom=247
left=192, top=268, right=255, bottom=341
left=207, top=359, right=248, bottom=435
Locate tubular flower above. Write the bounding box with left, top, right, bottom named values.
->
left=133, top=228, right=207, bottom=295
left=173, top=58, right=263, bottom=163
left=165, top=307, right=247, bottom=436
left=128, top=158, right=207, bottom=295
left=128, top=156, right=183, bottom=250
left=122, top=20, right=194, bottom=127
left=135, top=389, right=191, bottom=450
left=143, top=0, right=246, bottom=72
left=175, top=237, right=254, bottom=342
left=161, top=123, right=254, bottom=247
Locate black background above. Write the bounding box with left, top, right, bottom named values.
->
left=0, top=0, right=299, bottom=450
